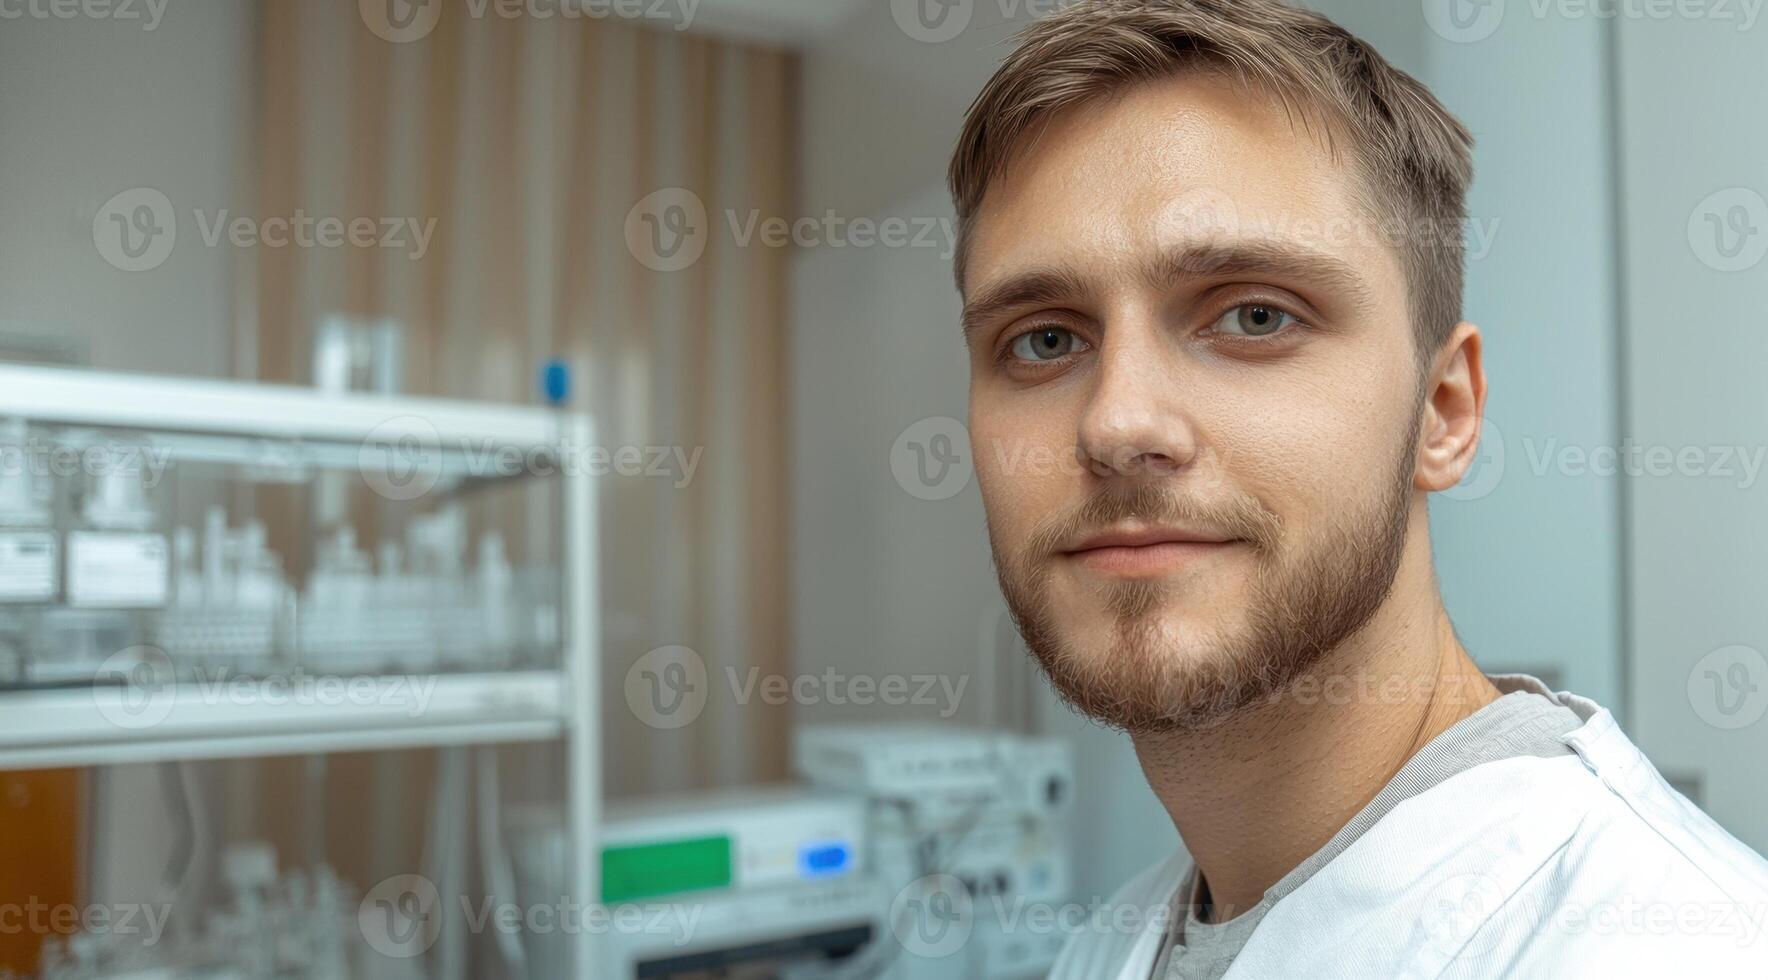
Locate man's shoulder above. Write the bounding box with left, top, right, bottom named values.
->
left=1380, top=691, right=1768, bottom=895
left=1443, top=756, right=1768, bottom=976
left=1382, top=716, right=1768, bottom=904
left=1457, top=707, right=1768, bottom=902
left=1548, top=760, right=1768, bottom=900
left=1239, top=729, right=1768, bottom=977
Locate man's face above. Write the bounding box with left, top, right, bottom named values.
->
left=963, top=73, right=1427, bottom=733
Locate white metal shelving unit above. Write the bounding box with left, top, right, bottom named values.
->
left=0, top=363, right=602, bottom=976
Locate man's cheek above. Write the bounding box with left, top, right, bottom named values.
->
left=1232, top=432, right=1341, bottom=488
left=974, top=464, right=1030, bottom=530
left=977, top=429, right=1044, bottom=489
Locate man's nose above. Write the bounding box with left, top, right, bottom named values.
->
left=1076, top=333, right=1198, bottom=479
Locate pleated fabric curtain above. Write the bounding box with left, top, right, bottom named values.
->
left=240, top=0, right=795, bottom=862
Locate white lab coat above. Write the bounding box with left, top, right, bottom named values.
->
left=1050, top=686, right=1768, bottom=979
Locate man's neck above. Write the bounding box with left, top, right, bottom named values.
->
left=1130, top=539, right=1501, bottom=922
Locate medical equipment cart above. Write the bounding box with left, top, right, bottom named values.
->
left=0, top=364, right=602, bottom=978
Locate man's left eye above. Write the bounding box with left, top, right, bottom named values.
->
left=1009, top=327, right=1090, bottom=361
left=1212, top=304, right=1298, bottom=338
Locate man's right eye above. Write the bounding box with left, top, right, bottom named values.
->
left=1008, top=327, right=1090, bottom=362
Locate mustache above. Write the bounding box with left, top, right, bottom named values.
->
left=1023, top=483, right=1283, bottom=559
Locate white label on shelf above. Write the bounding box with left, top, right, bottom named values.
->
left=67, top=531, right=169, bottom=608
left=0, top=531, right=57, bottom=601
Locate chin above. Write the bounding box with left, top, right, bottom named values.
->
left=1018, top=594, right=1270, bottom=733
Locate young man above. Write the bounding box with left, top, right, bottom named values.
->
left=948, top=1, right=1768, bottom=976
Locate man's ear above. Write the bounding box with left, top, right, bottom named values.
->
left=1415, top=322, right=1487, bottom=493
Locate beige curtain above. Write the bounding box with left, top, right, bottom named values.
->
left=236, top=0, right=795, bottom=874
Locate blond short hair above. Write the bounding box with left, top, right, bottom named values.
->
left=948, top=0, right=1476, bottom=358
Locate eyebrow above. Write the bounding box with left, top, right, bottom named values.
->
left=960, top=267, right=1095, bottom=344
left=960, top=238, right=1374, bottom=342
left=1142, top=240, right=1372, bottom=309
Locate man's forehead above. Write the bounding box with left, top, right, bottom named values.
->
left=960, top=75, right=1382, bottom=295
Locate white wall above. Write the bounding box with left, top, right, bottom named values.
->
left=1615, top=13, right=1768, bottom=852
left=1417, top=6, right=1625, bottom=710
left=0, top=0, right=249, bottom=376
left=788, top=2, right=998, bottom=730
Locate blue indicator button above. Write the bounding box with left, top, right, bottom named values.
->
left=798, top=841, right=853, bottom=878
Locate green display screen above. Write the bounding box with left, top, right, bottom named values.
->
left=601, top=835, right=732, bottom=904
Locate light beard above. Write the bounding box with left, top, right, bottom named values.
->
left=990, top=432, right=1418, bottom=735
